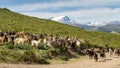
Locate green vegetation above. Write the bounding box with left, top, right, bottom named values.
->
left=0, top=43, right=80, bottom=64
left=0, top=8, right=120, bottom=64
left=0, top=44, right=51, bottom=64
left=59, top=55, right=69, bottom=61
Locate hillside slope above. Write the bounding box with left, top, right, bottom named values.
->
left=0, top=8, right=120, bottom=47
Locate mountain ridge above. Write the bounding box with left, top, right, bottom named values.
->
left=93, top=21, right=120, bottom=33
left=50, top=16, right=120, bottom=33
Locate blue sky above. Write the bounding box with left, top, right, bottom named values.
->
left=1, top=0, right=120, bottom=24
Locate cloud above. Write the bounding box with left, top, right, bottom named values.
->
left=21, top=7, right=120, bottom=24
left=8, top=0, right=120, bottom=12
left=3, top=0, right=120, bottom=24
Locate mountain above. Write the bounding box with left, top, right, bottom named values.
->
left=94, top=21, right=120, bottom=33
left=107, top=21, right=120, bottom=25
left=87, top=22, right=106, bottom=26
left=86, top=21, right=120, bottom=27
left=49, top=16, right=120, bottom=33
left=49, top=16, right=120, bottom=34
left=49, top=16, right=95, bottom=30
left=0, top=8, right=120, bottom=47
left=71, top=23, right=96, bottom=30
left=49, top=16, right=110, bottom=30
left=50, top=16, right=75, bottom=24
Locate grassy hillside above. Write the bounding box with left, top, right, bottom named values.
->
left=0, top=8, right=120, bottom=47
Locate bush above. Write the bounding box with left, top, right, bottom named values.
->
left=9, top=51, right=24, bottom=63
left=23, top=50, right=49, bottom=64
left=6, top=44, right=14, bottom=49
left=59, top=56, right=68, bottom=61
left=15, top=44, right=32, bottom=50
left=80, top=42, right=92, bottom=50
left=0, top=50, right=10, bottom=62
left=60, top=47, right=67, bottom=52
left=23, top=50, right=36, bottom=63
left=55, top=49, right=61, bottom=54
left=0, top=50, right=24, bottom=63
left=51, top=48, right=61, bottom=55
left=38, top=44, right=51, bottom=50
left=37, top=58, right=50, bottom=64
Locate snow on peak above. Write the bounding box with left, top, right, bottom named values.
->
left=87, top=22, right=106, bottom=26
left=50, top=16, right=75, bottom=24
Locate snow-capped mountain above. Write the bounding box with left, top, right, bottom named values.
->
left=92, top=20, right=120, bottom=33
left=49, top=16, right=120, bottom=33
left=50, top=16, right=75, bottom=24
left=107, top=21, right=120, bottom=25
left=87, top=22, right=106, bottom=26
left=86, top=21, right=120, bottom=26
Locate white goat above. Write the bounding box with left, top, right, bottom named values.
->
left=14, top=38, right=28, bottom=45
left=31, top=39, right=41, bottom=47
left=76, top=40, right=81, bottom=50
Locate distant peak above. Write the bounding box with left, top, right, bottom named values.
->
left=87, top=21, right=106, bottom=26
left=49, top=15, right=75, bottom=24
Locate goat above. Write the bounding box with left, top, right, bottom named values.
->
left=76, top=40, right=81, bottom=50
left=13, top=35, right=28, bottom=45
left=31, top=39, right=41, bottom=47
left=0, top=36, right=6, bottom=43
left=14, top=37, right=28, bottom=45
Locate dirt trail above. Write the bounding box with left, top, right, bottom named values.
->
left=0, top=54, right=120, bottom=68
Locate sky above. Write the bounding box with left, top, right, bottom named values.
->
left=0, top=0, right=120, bottom=24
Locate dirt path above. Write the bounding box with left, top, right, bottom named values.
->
left=0, top=54, right=120, bottom=68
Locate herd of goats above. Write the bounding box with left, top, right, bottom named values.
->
left=0, top=30, right=120, bottom=62
left=0, top=30, right=87, bottom=50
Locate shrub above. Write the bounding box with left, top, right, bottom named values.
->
left=14, top=44, right=32, bottom=50
left=60, top=46, right=67, bottom=52
left=37, top=58, right=50, bottom=64
left=0, top=50, right=10, bottom=62
left=59, top=55, right=68, bottom=61
left=38, top=43, right=51, bottom=50
left=9, top=51, right=24, bottom=63
left=55, top=48, right=61, bottom=54
left=6, top=44, right=14, bottom=49
left=80, top=42, right=92, bottom=50
left=50, top=48, right=61, bottom=56
left=23, top=50, right=49, bottom=64
left=23, top=50, right=36, bottom=63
